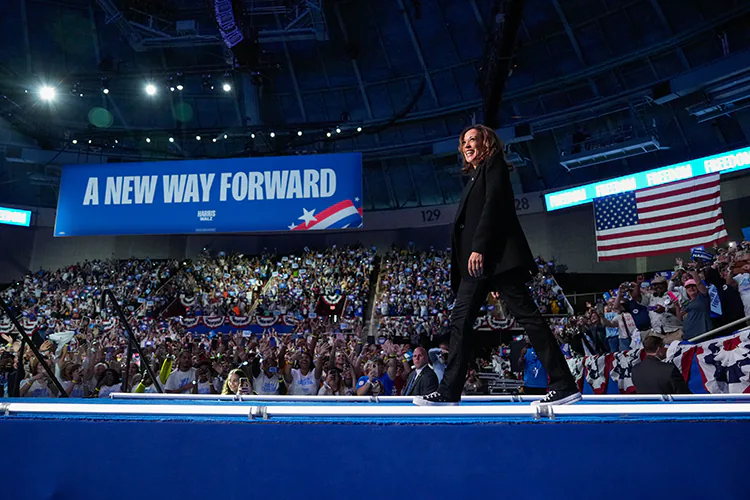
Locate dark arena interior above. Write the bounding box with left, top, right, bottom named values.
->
left=1, top=1, right=750, bottom=499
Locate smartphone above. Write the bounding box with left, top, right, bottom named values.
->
left=269, top=366, right=278, bottom=374
left=239, top=377, right=250, bottom=393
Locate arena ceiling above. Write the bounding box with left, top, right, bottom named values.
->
left=1, top=0, right=749, bottom=210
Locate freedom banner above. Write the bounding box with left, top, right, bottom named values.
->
left=54, top=153, right=363, bottom=236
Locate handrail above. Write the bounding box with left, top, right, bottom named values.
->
left=100, top=290, right=163, bottom=393
left=688, top=315, right=750, bottom=344
left=0, top=297, right=68, bottom=397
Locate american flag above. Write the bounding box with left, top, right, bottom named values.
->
left=594, top=174, right=727, bottom=261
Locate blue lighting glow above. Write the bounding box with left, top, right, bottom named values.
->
left=0, top=206, right=32, bottom=227
left=544, top=146, right=750, bottom=211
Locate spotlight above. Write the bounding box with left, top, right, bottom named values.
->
left=176, top=84, right=183, bottom=91
left=270, top=132, right=276, bottom=138
left=145, top=83, right=157, bottom=96
left=196, top=135, right=201, bottom=141
left=212, top=138, right=217, bottom=143
left=357, top=127, right=362, bottom=132
left=101, top=77, right=109, bottom=94
left=250, top=133, right=256, bottom=139
left=103, top=88, right=110, bottom=95
left=39, top=86, right=56, bottom=102
left=114, top=139, right=118, bottom=144
left=169, top=137, right=174, bottom=143
left=222, top=72, right=233, bottom=92
left=176, top=72, right=184, bottom=91
left=336, top=127, right=341, bottom=134
left=223, top=134, right=228, bottom=139
left=88, top=139, right=92, bottom=144
left=72, top=139, right=78, bottom=145
left=297, top=130, right=303, bottom=136
left=326, top=132, right=332, bottom=137
left=169, top=86, right=175, bottom=92
left=79, top=93, right=84, bottom=98
left=146, top=137, right=151, bottom=143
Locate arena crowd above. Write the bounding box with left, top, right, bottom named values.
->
left=1, top=238, right=748, bottom=398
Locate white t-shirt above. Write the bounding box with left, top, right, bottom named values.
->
left=289, top=368, right=318, bottom=395
left=196, top=380, right=213, bottom=394
left=62, top=380, right=85, bottom=398
left=318, top=383, right=340, bottom=395
left=22, top=379, right=51, bottom=398
left=734, top=273, right=750, bottom=295
left=253, top=371, right=280, bottom=395
left=644, top=293, right=682, bottom=332
left=164, top=368, right=197, bottom=393
left=98, top=384, right=119, bottom=398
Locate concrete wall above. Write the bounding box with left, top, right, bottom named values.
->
left=3, top=173, right=749, bottom=280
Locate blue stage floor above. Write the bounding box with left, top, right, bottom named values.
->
left=2, top=395, right=749, bottom=500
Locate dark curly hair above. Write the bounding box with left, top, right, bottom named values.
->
left=458, top=124, right=505, bottom=174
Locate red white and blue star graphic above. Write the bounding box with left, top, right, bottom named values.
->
left=288, top=198, right=363, bottom=231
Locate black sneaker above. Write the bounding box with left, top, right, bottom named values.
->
left=531, top=388, right=582, bottom=407
left=413, top=391, right=459, bottom=406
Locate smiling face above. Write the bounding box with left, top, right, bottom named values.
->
left=461, top=128, right=485, bottom=167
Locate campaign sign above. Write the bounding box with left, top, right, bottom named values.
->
left=54, top=153, right=363, bottom=236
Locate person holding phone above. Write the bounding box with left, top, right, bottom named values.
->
left=192, top=359, right=217, bottom=394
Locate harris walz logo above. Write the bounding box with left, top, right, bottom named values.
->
left=197, top=209, right=216, bottom=222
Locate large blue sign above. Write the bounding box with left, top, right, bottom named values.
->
left=55, top=153, right=363, bottom=236
left=544, top=146, right=750, bottom=211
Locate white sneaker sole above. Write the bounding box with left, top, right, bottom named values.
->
left=413, top=397, right=460, bottom=406
left=531, top=392, right=582, bottom=407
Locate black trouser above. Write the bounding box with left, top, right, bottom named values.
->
left=439, top=268, right=576, bottom=401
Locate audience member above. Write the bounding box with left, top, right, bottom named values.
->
left=632, top=336, right=690, bottom=395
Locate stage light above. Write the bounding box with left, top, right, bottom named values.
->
left=326, top=132, right=332, bottom=137
left=223, top=134, right=228, bottom=139
left=39, top=86, right=56, bottom=102
left=336, top=127, right=341, bottom=134
left=212, top=138, right=217, bottom=143
left=169, top=137, right=174, bottom=143
left=114, top=139, right=118, bottom=144
left=79, top=93, right=84, bottom=98
left=297, top=131, right=302, bottom=136
left=88, top=139, right=92, bottom=144
left=72, top=139, right=78, bottom=145
left=169, top=86, right=175, bottom=92
left=145, top=137, right=151, bottom=143
left=176, top=84, right=183, bottom=91
left=357, top=127, right=362, bottom=132
left=196, top=135, right=201, bottom=141
left=222, top=71, right=233, bottom=92
left=270, top=132, right=276, bottom=138
left=176, top=72, right=184, bottom=91
left=103, top=88, right=110, bottom=95
left=250, top=133, right=256, bottom=139
left=101, top=77, right=109, bottom=94
left=145, top=83, right=157, bottom=96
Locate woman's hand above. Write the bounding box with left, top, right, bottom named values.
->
left=468, top=252, right=483, bottom=277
